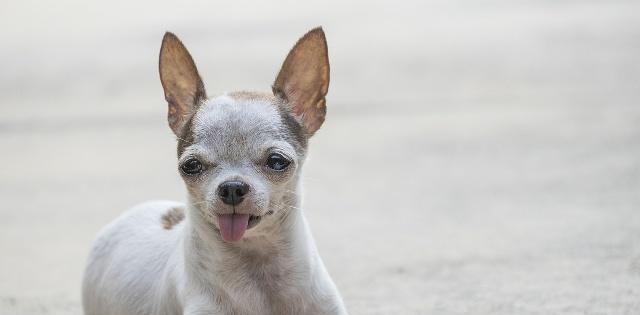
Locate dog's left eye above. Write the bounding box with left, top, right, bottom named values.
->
left=181, top=158, right=203, bottom=175
left=266, top=153, right=291, bottom=171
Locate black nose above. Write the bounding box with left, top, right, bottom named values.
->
left=218, top=181, right=250, bottom=206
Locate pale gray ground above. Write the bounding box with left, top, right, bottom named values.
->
left=1, top=1, right=639, bottom=314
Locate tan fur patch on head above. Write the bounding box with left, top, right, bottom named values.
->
left=227, top=91, right=278, bottom=103
left=161, top=206, right=185, bottom=230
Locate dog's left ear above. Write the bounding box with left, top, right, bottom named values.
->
left=273, top=27, right=329, bottom=137
left=159, top=32, right=207, bottom=135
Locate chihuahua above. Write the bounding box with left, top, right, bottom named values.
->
left=82, top=27, right=347, bottom=315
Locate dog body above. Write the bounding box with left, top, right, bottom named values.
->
left=82, top=28, right=347, bottom=315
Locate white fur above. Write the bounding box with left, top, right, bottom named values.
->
left=82, top=95, right=347, bottom=315
left=82, top=198, right=346, bottom=314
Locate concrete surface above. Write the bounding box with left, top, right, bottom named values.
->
left=1, top=0, right=639, bottom=314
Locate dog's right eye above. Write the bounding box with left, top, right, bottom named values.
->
left=180, top=158, right=203, bottom=175
left=266, top=153, right=291, bottom=171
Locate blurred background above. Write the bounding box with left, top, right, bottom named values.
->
left=1, top=0, right=639, bottom=314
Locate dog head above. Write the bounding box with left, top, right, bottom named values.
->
left=158, top=28, right=329, bottom=242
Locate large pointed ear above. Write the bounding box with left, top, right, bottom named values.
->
left=273, top=27, right=329, bottom=137
left=159, top=32, right=206, bottom=135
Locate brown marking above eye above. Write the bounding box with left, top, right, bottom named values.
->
left=161, top=206, right=185, bottom=230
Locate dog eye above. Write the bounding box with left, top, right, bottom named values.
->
left=180, top=158, right=203, bottom=175
left=266, top=153, right=291, bottom=171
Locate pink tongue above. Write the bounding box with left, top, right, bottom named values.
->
left=217, top=214, right=250, bottom=242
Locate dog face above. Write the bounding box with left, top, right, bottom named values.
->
left=177, top=93, right=305, bottom=241
left=159, top=28, right=329, bottom=242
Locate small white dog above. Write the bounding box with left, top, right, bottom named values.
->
left=82, top=27, right=348, bottom=315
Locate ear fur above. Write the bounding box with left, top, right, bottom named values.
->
left=273, top=27, right=330, bottom=137
left=159, top=32, right=206, bottom=135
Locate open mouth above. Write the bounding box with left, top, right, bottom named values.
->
left=216, top=213, right=263, bottom=242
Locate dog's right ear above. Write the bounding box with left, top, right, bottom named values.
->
left=273, top=27, right=329, bottom=137
left=159, top=32, right=206, bottom=135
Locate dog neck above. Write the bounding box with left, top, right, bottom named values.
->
left=181, top=190, right=316, bottom=313
left=183, top=188, right=315, bottom=287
